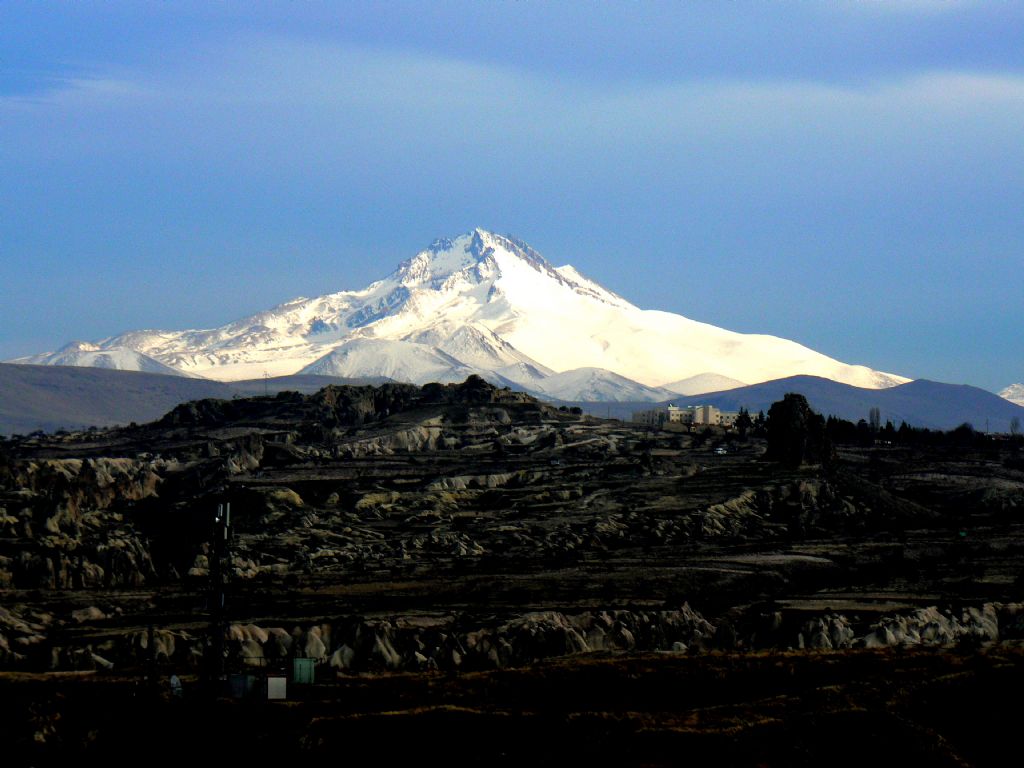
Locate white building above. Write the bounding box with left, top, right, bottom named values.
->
left=631, top=403, right=741, bottom=427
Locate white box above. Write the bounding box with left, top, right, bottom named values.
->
left=266, top=675, right=287, bottom=700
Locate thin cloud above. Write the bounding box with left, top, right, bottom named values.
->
left=4, top=39, right=1023, bottom=161
left=838, top=0, right=979, bottom=13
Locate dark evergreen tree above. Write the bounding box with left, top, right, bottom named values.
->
left=868, top=406, right=881, bottom=433
left=856, top=419, right=872, bottom=446
left=951, top=422, right=976, bottom=447
left=764, top=393, right=833, bottom=469
left=735, top=407, right=753, bottom=438
left=752, top=409, right=767, bottom=437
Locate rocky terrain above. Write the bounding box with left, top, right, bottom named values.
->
left=2, top=375, right=1024, bottom=765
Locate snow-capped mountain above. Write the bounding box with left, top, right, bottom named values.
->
left=8, top=229, right=909, bottom=400
left=1000, top=384, right=1024, bottom=407
left=16, top=342, right=198, bottom=378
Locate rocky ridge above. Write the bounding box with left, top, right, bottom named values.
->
left=2, top=376, right=1024, bottom=678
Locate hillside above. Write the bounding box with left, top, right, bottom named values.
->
left=0, top=364, right=394, bottom=434
left=662, top=375, right=1024, bottom=432
left=0, top=363, right=233, bottom=434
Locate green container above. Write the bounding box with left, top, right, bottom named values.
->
left=228, top=673, right=256, bottom=698
left=292, top=657, right=316, bottom=685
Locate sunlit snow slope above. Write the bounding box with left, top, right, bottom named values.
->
left=1000, top=384, right=1024, bottom=407
left=13, top=342, right=199, bottom=378
left=9, top=229, right=908, bottom=398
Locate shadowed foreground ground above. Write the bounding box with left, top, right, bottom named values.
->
left=4, top=645, right=1022, bottom=767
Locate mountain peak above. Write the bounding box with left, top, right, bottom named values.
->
left=396, top=229, right=557, bottom=288
left=427, top=227, right=490, bottom=248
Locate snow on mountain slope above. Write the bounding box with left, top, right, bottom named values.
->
left=1000, top=384, right=1024, bottom=407
left=10, top=342, right=200, bottom=378
left=662, top=373, right=748, bottom=396
left=374, top=230, right=905, bottom=391
left=417, top=325, right=553, bottom=383
left=300, top=338, right=478, bottom=385
left=531, top=368, right=679, bottom=402
left=9, top=228, right=909, bottom=396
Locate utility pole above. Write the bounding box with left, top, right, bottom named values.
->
left=146, top=622, right=158, bottom=694
left=263, top=370, right=270, bottom=397
left=207, top=501, right=232, bottom=690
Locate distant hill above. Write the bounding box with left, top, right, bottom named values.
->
left=661, top=375, right=1024, bottom=433
left=0, top=365, right=397, bottom=434
left=5, top=365, right=1022, bottom=436
left=0, top=363, right=234, bottom=435
left=564, top=376, right=1024, bottom=432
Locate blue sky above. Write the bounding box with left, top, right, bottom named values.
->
left=1, top=1, right=1022, bottom=391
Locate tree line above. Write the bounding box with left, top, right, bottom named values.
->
left=755, top=393, right=1023, bottom=469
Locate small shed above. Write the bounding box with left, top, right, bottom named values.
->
left=292, top=657, right=316, bottom=685
left=228, top=673, right=257, bottom=699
